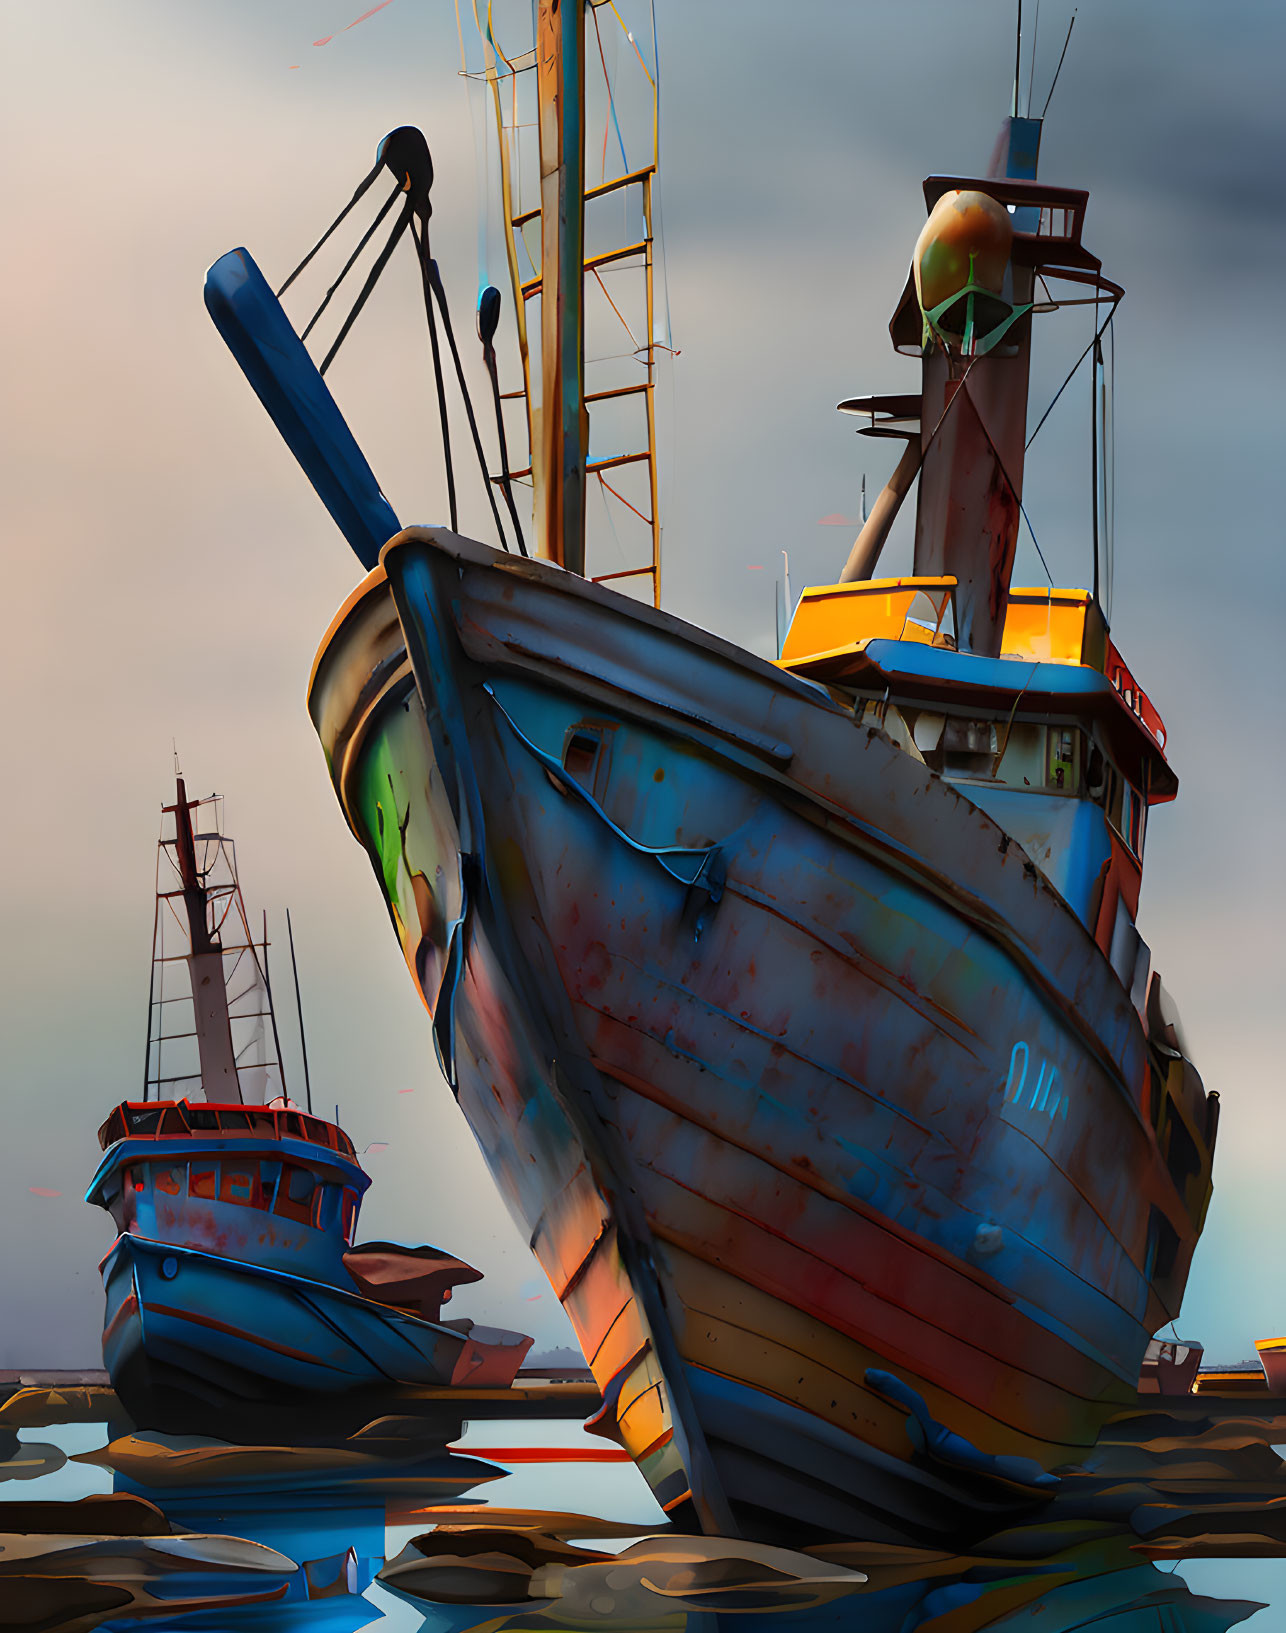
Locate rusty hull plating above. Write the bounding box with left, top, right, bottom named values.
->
left=307, top=517, right=1215, bottom=1544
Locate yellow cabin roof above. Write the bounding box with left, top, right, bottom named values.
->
left=778, top=576, right=1109, bottom=673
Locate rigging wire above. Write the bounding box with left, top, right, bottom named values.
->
left=1024, top=292, right=1121, bottom=452
left=1025, top=0, right=1042, bottom=118
left=1041, top=11, right=1076, bottom=120
left=286, top=909, right=314, bottom=1116
left=1090, top=325, right=1100, bottom=607
left=407, top=217, right=459, bottom=532
left=420, top=234, right=512, bottom=551
left=300, top=182, right=403, bottom=343
left=592, top=3, right=629, bottom=181
left=478, top=285, right=529, bottom=554
left=1104, top=317, right=1117, bottom=619
left=318, top=194, right=416, bottom=376
left=260, top=907, right=289, bottom=1107
left=277, top=160, right=384, bottom=298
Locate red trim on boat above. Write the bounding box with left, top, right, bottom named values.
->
left=102, top=1292, right=138, bottom=1346
left=449, top=1446, right=630, bottom=1462
left=141, top=1302, right=324, bottom=1365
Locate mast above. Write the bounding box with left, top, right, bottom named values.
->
left=166, top=777, right=241, bottom=1102
left=535, top=0, right=589, bottom=574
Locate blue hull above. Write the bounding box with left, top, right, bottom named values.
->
left=102, top=1234, right=469, bottom=1420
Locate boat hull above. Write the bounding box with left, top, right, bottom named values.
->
left=101, top=1233, right=529, bottom=1434
left=308, top=526, right=1210, bottom=1542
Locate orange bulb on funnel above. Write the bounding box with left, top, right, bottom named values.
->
left=914, top=189, right=1014, bottom=347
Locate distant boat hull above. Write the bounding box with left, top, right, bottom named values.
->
left=101, top=1234, right=531, bottom=1430
left=308, top=526, right=1210, bottom=1543
left=1255, top=1340, right=1286, bottom=1395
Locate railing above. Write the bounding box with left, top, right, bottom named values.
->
left=97, top=1100, right=357, bottom=1161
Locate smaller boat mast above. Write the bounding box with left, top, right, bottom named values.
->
left=146, top=777, right=285, bottom=1106
left=169, top=776, right=241, bottom=1101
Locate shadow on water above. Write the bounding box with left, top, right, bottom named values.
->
left=2, top=1386, right=1285, bottom=1632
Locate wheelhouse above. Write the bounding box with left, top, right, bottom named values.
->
left=87, top=1099, right=370, bottom=1280
left=779, top=576, right=1175, bottom=1001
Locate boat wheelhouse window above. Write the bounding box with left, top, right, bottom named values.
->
left=1090, top=749, right=1145, bottom=860
left=126, top=1106, right=164, bottom=1136
left=153, top=1164, right=183, bottom=1196
left=274, top=1163, right=317, bottom=1225
left=220, top=1109, right=253, bottom=1131
left=249, top=1111, right=277, bottom=1136
left=219, top=1165, right=258, bottom=1207
left=190, top=1166, right=217, bottom=1200
left=1120, top=781, right=1145, bottom=858
left=188, top=1108, right=219, bottom=1131
left=312, top=1183, right=340, bottom=1232
left=284, top=1113, right=305, bottom=1139
left=159, top=1107, right=188, bottom=1135
left=1047, top=728, right=1078, bottom=792
left=941, top=718, right=998, bottom=779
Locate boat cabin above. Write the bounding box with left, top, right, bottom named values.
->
left=779, top=576, right=1174, bottom=1008
left=86, top=1099, right=370, bottom=1285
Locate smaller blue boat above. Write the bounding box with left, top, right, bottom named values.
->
left=86, top=777, right=531, bottom=1433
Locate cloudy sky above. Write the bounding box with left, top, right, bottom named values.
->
left=1, top=0, right=1282, bottom=1370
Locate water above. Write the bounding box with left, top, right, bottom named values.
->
left=4, top=1410, right=1285, bottom=1631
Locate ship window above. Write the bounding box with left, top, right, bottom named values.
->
left=188, top=1108, right=218, bottom=1131
left=152, top=1164, right=183, bottom=1197
left=274, top=1163, right=317, bottom=1225
left=190, top=1166, right=217, bottom=1200
left=1144, top=1206, right=1181, bottom=1287
left=249, top=1112, right=277, bottom=1136
left=284, top=1113, right=305, bottom=1138
left=312, top=1184, right=338, bottom=1232
left=1120, top=781, right=1145, bottom=858
left=1164, top=1108, right=1201, bottom=1197
left=1093, top=750, right=1145, bottom=860
left=220, top=1110, right=252, bottom=1131
left=1046, top=727, right=1080, bottom=793
left=127, top=1107, right=164, bottom=1136
left=939, top=718, right=998, bottom=779
left=219, top=1166, right=257, bottom=1208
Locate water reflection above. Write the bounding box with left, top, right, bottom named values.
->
left=1, top=1392, right=1283, bottom=1631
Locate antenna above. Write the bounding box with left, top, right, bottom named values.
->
left=1026, top=0, right=1042, bottom=118
left=1041, top=11, right=1076, bottom=120
left=286, top=909, right=314, bottom=1115
left=1012, top=0, right=1023, bottom=119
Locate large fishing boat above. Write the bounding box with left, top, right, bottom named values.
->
left=86, top=777, right=531, bottom=1433
left=205, top=8, right=1216, bottom=1542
